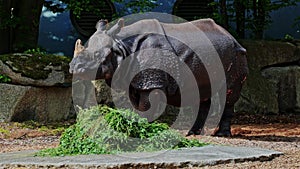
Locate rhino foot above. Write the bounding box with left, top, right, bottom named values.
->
left=214, top=128, right=232, bottom=137
left=186, top=130, right=201, bottom=136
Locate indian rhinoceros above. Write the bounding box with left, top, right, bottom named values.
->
left=69, top=18, right=248, bottom=137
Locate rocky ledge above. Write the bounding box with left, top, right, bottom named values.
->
left=0, top=53, right=74, bottom=122
left=0, top=53, right=72, bottom=87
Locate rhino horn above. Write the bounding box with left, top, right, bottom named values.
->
left=107, top=18, right=124, bottom=36
left=96, top=19, right=108, bottom=31
left=73, top=39, right=84, bottom=57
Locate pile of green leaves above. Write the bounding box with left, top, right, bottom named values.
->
left=37, top=105, right=207, bottom=156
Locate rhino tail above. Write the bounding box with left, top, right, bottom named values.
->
left=234, top=40, right=246, bottom=57
left=236, top=47, right=246, bottom=56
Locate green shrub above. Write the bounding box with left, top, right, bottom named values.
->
left=37, top=106, right=207, bottom=156
left=0, top=74, right=11, bottom=83
left=24, top=48, right=46, bottom=55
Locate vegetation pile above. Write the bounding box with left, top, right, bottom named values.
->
left=37, top=105, right=207, bottom=156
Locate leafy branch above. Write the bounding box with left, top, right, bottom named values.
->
left=45, top=0, right=158, bottom=18
left=211, top=0, right=300, bottom=39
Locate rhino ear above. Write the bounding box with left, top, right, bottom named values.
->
left=107, top=18, right=124, bottom=36
left=74, top=39, right=84, bottom=57
left=96, top=19, right=108, bottom=32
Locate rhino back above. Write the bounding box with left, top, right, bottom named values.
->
left=114, top=19, right=247, bottom=96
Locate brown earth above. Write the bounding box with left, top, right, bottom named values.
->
left=0, top=112, right=299, bottom=168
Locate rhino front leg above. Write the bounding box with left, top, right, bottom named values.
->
left=137, top=90, right=166, bottom=122
left=138, top=91, right=151, bottom=111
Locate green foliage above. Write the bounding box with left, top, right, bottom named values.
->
left=0, top=127, right=10, bottom=137
left=284, top=34, right=294, bottom=41
left=61, top=0, right=104, bottom=18
left=294, top=16, right=300, bottom=28
left=37, top=105, right=207, bottom=156
left=104, top=107, right=169, bottom=138
left=0, top=74, right=11, bottom=83
left=174, top=138, right=207, bottom=149
left=118, top=0, right=158, bottom=14
left=24, top=48, right=46, bottom=55
left=46, top=0, right=158, bottom=19
left=211, top=0, right=300, bottom=39
left=37, top=124, right=108, bottom=156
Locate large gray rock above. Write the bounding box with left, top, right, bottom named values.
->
left=235, top=68, right=279, bottom=114
left=240, top=40, right=300, bottom=68
left=262, top=66, right=300, bottom=114
left=236, top=40, right=300, bottom=114
left=0, top=53, right=72, bottom=87
left=0, top=83, right=73, bottom=122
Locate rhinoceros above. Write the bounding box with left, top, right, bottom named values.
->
left=69, top=18, right=248, bottom=137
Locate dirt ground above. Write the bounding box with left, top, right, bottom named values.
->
left=0, top=112, right=299, bottom=168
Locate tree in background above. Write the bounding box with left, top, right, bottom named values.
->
left=0, top=0, right=44, bottom=54
left=1, top=0, right=299, bottom=55
left=0, top=0, right=158, bottom=54
left=212, top=0, right=300, bottom=39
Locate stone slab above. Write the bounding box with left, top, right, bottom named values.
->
left=0, top=145, right=283, bottom=168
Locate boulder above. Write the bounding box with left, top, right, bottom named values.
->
left=240, top=40, right=300, bottom=68
left=0, top=83, right=74, bottom=122
left=236, top=40, right=300, bottom=114
left=262, top=66, right=300, bottom=113
left=235, top=68, right=279, bottom=114
left=0, top=53, right=75, bottom=123
left=0, top=53, right=72, bottom=87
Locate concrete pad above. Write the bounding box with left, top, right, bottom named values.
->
left=0, top=145, right=283, bottom=168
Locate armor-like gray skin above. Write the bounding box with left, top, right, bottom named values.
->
left=69, top=18, right=248, bottom=136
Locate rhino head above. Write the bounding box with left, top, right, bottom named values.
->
left=69, top=19, right=124, bottom=80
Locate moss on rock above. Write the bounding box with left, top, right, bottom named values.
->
left=0, top=53, right=71, bottom=80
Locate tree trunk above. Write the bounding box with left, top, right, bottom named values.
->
left=0, top=0, right=12, bottom=54
left=0, top=0, right=44, bottom=54
left=235, top=0, right=245, bottom=38
left=255, top=0, right=265, bottom=39
left=220, top=0, right=229, bottom=29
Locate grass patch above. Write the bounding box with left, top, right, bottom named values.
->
left=37, top=105, right=207, bottom=156
left=13, top=120, right=72, bottom=136
left=0, top=127, right=10, bottom=137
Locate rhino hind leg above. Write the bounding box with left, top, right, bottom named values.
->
left=214, top=104, right=234, bottom=137
left=214, top=81, right=244, bottom=137
left=186, top=99, right=211, bottom=136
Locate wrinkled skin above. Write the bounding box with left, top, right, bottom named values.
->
left=69, top=18, right=248, bottom=137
